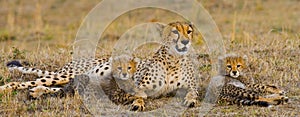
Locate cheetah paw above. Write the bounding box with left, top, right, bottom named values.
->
left=183, top=98, right=197, bottom=107
left=130, top=98, right=145, bottom=111
left=29, top=86, right=61, bottom=99
left=274, top=96, right=289, bottom=105
left=184, top=91, right=198, bottom=107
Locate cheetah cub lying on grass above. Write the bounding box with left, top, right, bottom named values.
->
left=217, top=54, right=288, bottom=107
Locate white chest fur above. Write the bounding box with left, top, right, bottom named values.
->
left=228, top=79, right=246, bottom=89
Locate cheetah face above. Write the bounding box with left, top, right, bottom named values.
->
left=226, top=63, right=242, bottom=78
left=113, top=64, right=134, bottom=80
left=222, top=55, right=246, bottom=78
left=112, top=55, right=137, bottom=80
left=165, top=22, right=193, bottom=55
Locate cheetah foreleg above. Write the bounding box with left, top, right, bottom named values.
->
left=29, top=86, right=62, bottom=99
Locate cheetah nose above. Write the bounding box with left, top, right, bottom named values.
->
left=232, top=71, right=237, bottom=75
left=122, top=73, right=127, bottom=77
left=181, top=40, right=189, bottom=45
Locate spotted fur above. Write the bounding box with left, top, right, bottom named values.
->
left=218, top=54, right=288, bottom=107
left=1, top=21, right=199, bottom=111
left=0, top=58, right=110, bottom=98
left=102, top=22, right=199, bottom=111
left=131, top=21, right=199, bottom=109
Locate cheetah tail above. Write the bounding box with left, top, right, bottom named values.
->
left=236, top=99, right=270, bottom=107
left=7, top=60, right=23, bottom=67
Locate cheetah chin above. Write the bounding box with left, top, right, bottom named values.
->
left=175, top=45, right=189, bottom=55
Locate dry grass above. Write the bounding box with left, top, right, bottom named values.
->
left=0, top=0, right=299, bottom=116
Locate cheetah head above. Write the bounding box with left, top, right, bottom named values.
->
left=219, top=54, right=247, bottom=78
left=163, top=21, right=193, bottom=55
left=112, top=55, right=138, bottom=80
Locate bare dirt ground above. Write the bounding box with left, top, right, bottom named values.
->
left=0, top=0, right=299, bottom=116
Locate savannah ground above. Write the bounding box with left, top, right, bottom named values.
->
left=0, top=0, right=299, bottom=116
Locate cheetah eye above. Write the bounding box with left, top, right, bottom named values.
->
left=172, top=30, right=179, bottom=34
left=117, top=67, right=122, bottom=70
left=227, top=65, right=232, bottom=69
left=127, top=67, right=131, bottom=70
left=237, top=65, right=241, bottom=68
left=187, top=30, right=192, bottom=34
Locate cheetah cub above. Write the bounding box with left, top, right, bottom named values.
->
left=217, top=54, right=288, bottom=107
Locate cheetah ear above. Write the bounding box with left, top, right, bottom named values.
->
left=109, top=57, right=113, bottom=62
left=133, top=57, right=141, bottom=63
left=242, top=55, right=248, bottom=67
left=187, top=21, right=196, bottom=38
left=218, top=55, right=225, bottom=75
left=188, top=22, right=194, bottom=29
left=155, top=22, right=165, bottom=30
left=242, top=55, right=248, bottom=62
left=155, top=22, right=166, bottom=37
left=130, top=53, right=140, bottom=63
left=218, top=55, right=225, bottom=65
